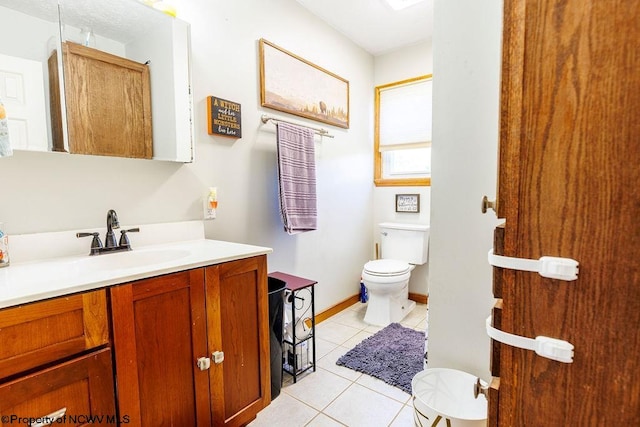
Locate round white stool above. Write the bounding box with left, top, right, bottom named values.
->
left=411, top=368, right=487, bottom=427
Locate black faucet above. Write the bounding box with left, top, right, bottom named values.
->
left=77, top=210, right=139, bottom=255
left=105, top=209, right=120, bottom=248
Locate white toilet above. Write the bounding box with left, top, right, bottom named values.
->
left=362, top=222, right=429, bottom=326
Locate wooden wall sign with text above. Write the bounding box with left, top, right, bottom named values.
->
left=207, top=96, right=242, bottom=138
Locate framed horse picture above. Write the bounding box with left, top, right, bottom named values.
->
left=259, top=39, right=349, bottom=129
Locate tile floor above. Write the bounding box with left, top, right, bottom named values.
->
left=249, top=302, right=428, bottom=427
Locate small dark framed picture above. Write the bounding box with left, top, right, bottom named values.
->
left=395, top=194, right=420, bottom=213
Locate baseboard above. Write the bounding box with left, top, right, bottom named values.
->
left=316, top=294, right=360, bottom=324
left=316, top=293, right=428, bottom=325
left=409, top=293, right=428, bottom=305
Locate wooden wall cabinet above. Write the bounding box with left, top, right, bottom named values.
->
left=111, top=256, right=270, bottom=426
left=49, top=42, right=152, bottom=159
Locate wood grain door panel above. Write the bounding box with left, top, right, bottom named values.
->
left=494, top=0, right=640, bottom=424
left=206, top=256, right=270, bottom=427
left=111, top=269, right=211, bottom=426
left=58, top=42, right=152, bottom=159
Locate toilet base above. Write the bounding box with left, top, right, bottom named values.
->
left=364, top=297, right=416, bottom=327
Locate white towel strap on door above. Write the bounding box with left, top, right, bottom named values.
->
left=488, top=249, right=579, bottom=281
left=486, top=316, right=574, bottom=363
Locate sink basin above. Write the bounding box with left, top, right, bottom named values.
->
left=74, top=248, right=192, bottom=271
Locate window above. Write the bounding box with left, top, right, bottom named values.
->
left=374, top=75, right=432, bottom=186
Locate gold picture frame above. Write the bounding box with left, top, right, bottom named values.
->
left=259, top=38, right=349, bottom=129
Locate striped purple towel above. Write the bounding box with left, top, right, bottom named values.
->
left=276, top=122, right=317, bottom=234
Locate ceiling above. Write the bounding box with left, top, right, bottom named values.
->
left=0, top=0, right=170, bottom=43
left=3, top=0, right=432, bottom=56
left=294, top=0, right=433, bottom=56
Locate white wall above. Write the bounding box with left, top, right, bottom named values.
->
left=0, top=0, right=374, bottom=314
left=427, top=0, right=502, bottom=379
left=373, top=40, right=432, bottom=296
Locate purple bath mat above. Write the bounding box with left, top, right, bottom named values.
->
left=336, top=323, right=425, bottom=394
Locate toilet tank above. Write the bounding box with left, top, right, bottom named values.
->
left=379, top=222, right=430, bottom=265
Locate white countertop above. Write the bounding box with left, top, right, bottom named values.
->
left=0, top=238, right=272, bottom=309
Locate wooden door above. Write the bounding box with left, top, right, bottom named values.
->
left=111, top=269, right=212, bottom=426
left=490, top=0, right=640, bottom=425
left=206, top=256, right=270, bottom=427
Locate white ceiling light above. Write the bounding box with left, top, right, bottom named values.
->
left=384, top=0, right=426, bottom=11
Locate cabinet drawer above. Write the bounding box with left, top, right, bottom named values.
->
left=0, top=290, right=109, bottom=380
left=0, top=348, right=116, bottom=426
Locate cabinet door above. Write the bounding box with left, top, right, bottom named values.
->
left=0, top=348, right=116, bottom=426
left=206, top=256, right=270, bottom=427
left=111, top=269, right=212, bottom=426
left=0, top=290, right=108, bottom=380
left=56, top=42, right=152, bottom=159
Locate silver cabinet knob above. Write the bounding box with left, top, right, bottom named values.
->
left=197, top=357, right=211, bottom=371
left=481, top=196, right=497, bottom=214
left=212, top=351, right=225, bottom=364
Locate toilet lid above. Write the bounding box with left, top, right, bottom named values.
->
left=363, top=259, right=410, bottom=276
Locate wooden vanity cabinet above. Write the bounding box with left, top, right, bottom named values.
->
left=48, top=42, right=152, bottom=159
left=0, top=290, right=116, bottom=426
left=0, top=290, right=109, bottom=380
left=110, top=255, right=270, bottom=426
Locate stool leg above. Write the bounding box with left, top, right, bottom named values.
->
left=412, top=395, right=432, bottom=427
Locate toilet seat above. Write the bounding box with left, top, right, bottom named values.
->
left=363, top=259, right=411, bottom=277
